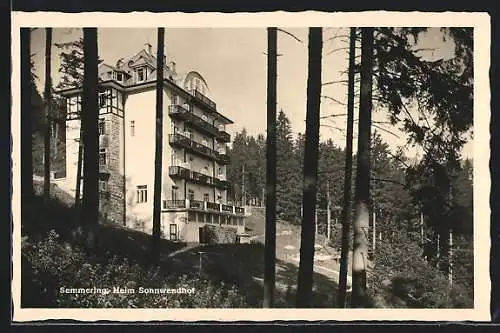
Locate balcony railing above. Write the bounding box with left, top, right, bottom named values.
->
left=162, top=198, right=246, bottom=215
left=189, top=199, right=205, bottom=210
left=206, top=201, right=220, bottom=211
left=169, top=133, right=216, bottom=160
left=221, top=204, right=233, bottom=213
left=169, top=166, right=214, bottom=186
left=168, top=105, right=218, bottom=136
left=164, top=200, right=187, bottom=209
left=215, top=178, right=230, bottom=190
left=190, top=89, right=217, bottom=111
left=214, top=150, right=230, bottom=165
left=217, top=130, right=231, bottom=143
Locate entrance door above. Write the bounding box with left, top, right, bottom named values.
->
left=169, top=224, right=178, bottom=241
left=199, top=227, right=205, bottom=244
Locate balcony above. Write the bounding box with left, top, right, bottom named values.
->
left=190, top=89, right=217, bottom=111
left=168, top=166, right=214, bottom=186
left=215, top=178, right=230, bottom=190
left=169, top=133, right=216, bottom=160
left=162, top=199, right=246, bottom=216
left=214, top=150, right=230, bottom=165
left=217, top=130, right=231, bottom=143
left=189, top=199, right=205, bottom=210
left=164, top=199, right=187, bottom=209
left=168, top=105, right=218, bottom=136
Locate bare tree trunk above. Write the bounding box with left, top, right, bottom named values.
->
left=263, top=27, right=277, bottom=308
left=43, top=28, right=52, bottom=205
left=337, top=27, right=357, bottom=308
left=75, top=125, right=84, bottom=208
left=296, top=27, right=322, bottom=308
left=53, top=122, right=58, bottom=160
left=351, top=27, right=374, bottom=308
left=327, top=180, right=331, bottom=241
left=21, top=28, right=33, bottom=205
left=152, top=27, right=165, bottom=264
left=81, top=28, right=99, bottom=250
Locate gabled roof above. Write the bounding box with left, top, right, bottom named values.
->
left=127, top=49, right=156, bottom=69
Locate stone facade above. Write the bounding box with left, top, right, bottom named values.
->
left=99, top=112, right=125, bottom=225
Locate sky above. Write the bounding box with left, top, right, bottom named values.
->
left=30, top=27, right=473, bottom=159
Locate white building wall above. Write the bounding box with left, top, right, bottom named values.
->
left=124, top=88, right=156, bottom=232
left=64, top=119, right=81, bottom=197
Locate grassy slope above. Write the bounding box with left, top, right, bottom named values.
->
left=23, top=182, right=342, bottom=307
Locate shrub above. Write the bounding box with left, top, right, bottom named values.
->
left=369, top=229, right=473, bottom=308
left=22, top=230, right=247, bottom=308
left=202, top=225, right=237, bottom=244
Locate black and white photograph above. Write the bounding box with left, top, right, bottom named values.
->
left=11, top=11, right=490, bottom=321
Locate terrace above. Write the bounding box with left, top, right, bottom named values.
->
left=162, top=199, right=246, bottom=216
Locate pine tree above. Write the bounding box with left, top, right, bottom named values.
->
left=351, top=27, right=374, bottom=308
left=276, top=110, right=301, bottom=222
left=21, top=28, right=33, bottom=204
left=151, top=27, right=165, bottom=263
left=263, top=26, right=277, bottom=308
left=81, top=28, right=99, bottom=250
left=43, top=28, right=52, bottom=205
left=296, top=27, right=322, bottom=308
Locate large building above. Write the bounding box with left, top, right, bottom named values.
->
left=57, top=43, right=248, bottom=243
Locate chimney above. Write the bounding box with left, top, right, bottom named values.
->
left=170, top=61, right=176, bottom=73
left=115, top=58, right=124, bottom=68
left=144, top=42, right=152, bottom=54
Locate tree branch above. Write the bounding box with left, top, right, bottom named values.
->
left=277, top=28, right=303, bottom=44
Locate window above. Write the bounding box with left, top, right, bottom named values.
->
left=130, top=120, right=135, bottom=136
left=162, top=200, right=167, bottom=209
left=136, top=185, right=147, bottom=203
left=187, top=189, right=194, bottom=201
left=203, top=193, right=209, bottom=202
left=98, top=118, right=106, bottom=135
left=116, top=72, right=123, bottom=82
left=99, top=92, right=107, bottom=107
left=188, top=211, right=196, bottom=222
left=171, top=94, right=178, bottom=105
left=169, top=224, right=178, bottom=241
left=172, top=186, right=179, bottom=201
left=171, top=150, right=177, bottom=166
left=99, top=148, right=107, bottom=166
left=137, top=68, right=146, bottom=82
left=196, top=79, right=200, bottom=91
left=99, top=180, right=109, bottom=200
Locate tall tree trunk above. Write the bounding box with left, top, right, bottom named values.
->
left=296, top=27, right=322, bottom=308
left=151, top=27, right=165, bottom=264
left=263, top=27, right=277, bottom=308
left=21, top=28, right=33, bottom=205
left=43, top=28, right=52, bottom=205
left=337, top=27, right=357, bottom=308
left=351, top=27, right=374, bottom=308
left=75, top=125, right=84, bottom=209
left=53, top=122, right=58, bottom=160
left=81, top=28, right=99, bottom=250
